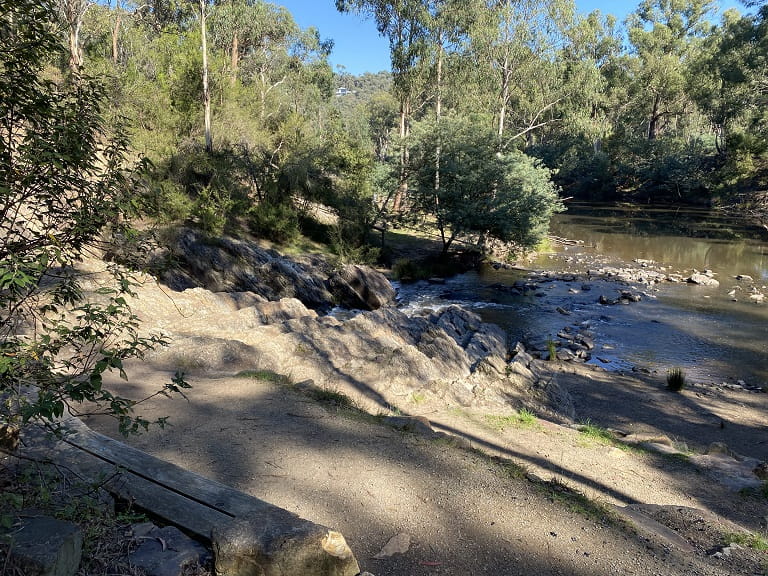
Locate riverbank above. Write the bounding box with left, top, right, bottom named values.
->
left=75, top=229, right=768, bottom=575
left=7, top=227, right=768, bottom=575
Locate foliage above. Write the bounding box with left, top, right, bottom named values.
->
left=52, top=0, right=768, bottom=262
left=723, top=530, right=768, bottom=551
left=408, top=114, right=563, bottom=253
left=0, top=0, right=189, bottom=436
left=248, top=201, right=300, bottom=244
left=547, top=338, right=558, bottom=361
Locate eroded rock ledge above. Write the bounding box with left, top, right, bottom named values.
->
left=112, top=230, right=566, bottom=419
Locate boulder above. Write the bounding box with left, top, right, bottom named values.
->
left=213, top=520, right=359, bottom=576
left=327, top=265, right=396, bottom=310
left=687, top=272, right=720, bottom=287
left=159, top=228, right=336, bottom=310
left=3, top=515, right=83, bottom=576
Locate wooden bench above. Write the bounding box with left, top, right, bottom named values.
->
left=20, top=415, right=361, bottom=576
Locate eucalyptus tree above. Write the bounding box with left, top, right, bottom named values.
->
left=56, top=0, right=91, bottom=72
left=200, top=0, right=212, bottom=152
left=468, top=0, right=575, bottom=147
left=689, top=3, right=767, bottom=180
left=626, top=0, right=716, bottom=141
left=210, top=0, right=296, bottom=91
left=409, top=114, right=562, bottom=253
left=559, top=11, right=624, bottom=153
left=336, top=0, right=431, bottom=213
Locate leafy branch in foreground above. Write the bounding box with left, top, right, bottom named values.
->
left=0, top=0, right=189, bottom=438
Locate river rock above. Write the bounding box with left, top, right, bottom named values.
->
left=687, top=272, right=720, bottom=287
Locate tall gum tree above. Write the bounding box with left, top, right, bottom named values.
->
left=336, top=0, right=430, bottom=213
left=469, top=0, right=575, bottom=147
left=626, top=0, right=716, bottom=140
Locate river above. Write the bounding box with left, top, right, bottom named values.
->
left=396, top=203, right=768, bottom=387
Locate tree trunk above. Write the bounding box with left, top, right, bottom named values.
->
left=111, top=0, right=121, bottom=65
left=392, top=98, right=409, bottom=213
left=201, top=0, right=212, bottom=153
left=434, top=38, right=443, bottom=218
left=498, top=56, right=510, bottom=141
left=231, top=34, right=239, bottom=85
left=648, top=93, right=661, bottom=140
left=68, top=20, right=82, bottom=72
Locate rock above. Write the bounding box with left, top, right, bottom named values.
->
left=511, top=342, right=534, bottom=367
left=749, top=292, right=765, bottom=303
left=575, top=334, right=595, bottom=350
left=0, top=423, right=19, bottom=451
left=598, top=294, right=617, bottom=305
left=327, top=265, right=396, bottom=311
left=213, top=520, right=359, bottom=576
left=253, top=298, right=316, bottom=324
left=686, top=272, right=720, bottom=287
left=555, top=306, right=571, bottom=315
left=619, top=290, right=641, bottom=302
left=709, top=542, right=744, bottom=558
left=129, top=525, right=209, bottom=576
left=705, top=442, right=734, bottom=457
left=3, top=515, right=83, bottom=576
left=753, top=462, right=768, bottom=480
left=373, top=533, right=411, bottom=559
left=735, top=274, right=753, bottom=282
left=160, top=228, right=337, bottom=310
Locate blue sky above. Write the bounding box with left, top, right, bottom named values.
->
left=276, top=0, right=745, bottom=75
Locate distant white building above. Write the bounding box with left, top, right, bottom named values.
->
left=335, top=87, right=350, bottom=96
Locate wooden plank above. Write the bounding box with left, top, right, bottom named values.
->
left=21, top=424, right=232, bottom=539
left=58, top=416, right=299, bottom=523
left=19, top=417, right=363, bottom=576
left=19, top=416, right=303, bottom=540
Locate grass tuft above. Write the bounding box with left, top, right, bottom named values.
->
left=306, top=387, right=356, bottom=409
left=485, top=408, right=540, bottom=431
left=666, top=367, right=687, bottom=391
left=723, top=531, right=768, bottom=551
left=579, top=421, right=616, bottom=445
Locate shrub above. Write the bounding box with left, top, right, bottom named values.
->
left=0, top=1, right=189, bottom=435
left=247, top=201, right=300, bottom=244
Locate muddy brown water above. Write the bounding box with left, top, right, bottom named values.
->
left=395, top=203, right=768, bottom=387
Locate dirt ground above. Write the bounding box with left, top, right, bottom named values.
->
left=84, top=351, right=768, bottom=576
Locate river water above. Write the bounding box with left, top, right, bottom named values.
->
left=396, top=203, right=768, bottom=387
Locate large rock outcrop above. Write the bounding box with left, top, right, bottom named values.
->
left=155, top=229, right=394, bottom=311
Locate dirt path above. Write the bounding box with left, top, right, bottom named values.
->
left=87, top=354, right=768, bottom=576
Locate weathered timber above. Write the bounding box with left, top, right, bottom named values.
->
left=19, top=416, right=360, bottom=576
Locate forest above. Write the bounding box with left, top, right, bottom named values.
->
left=4, top=0, right=768, bottom=258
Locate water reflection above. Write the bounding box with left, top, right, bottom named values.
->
left=550, top=204, right=768, bottom=282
